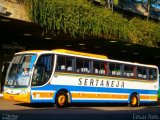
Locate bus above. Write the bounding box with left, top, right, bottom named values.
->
left=3, top=49, right=159, bottom=107
left=158, top=76, right=160, bottom=100
left=158, top=85, right=160, bottom=100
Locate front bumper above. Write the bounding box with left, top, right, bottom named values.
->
left=3, top=92, right=30, bottom=103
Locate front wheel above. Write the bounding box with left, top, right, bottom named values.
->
left=55, top=91, right=68, bottom=108
left=130, top=94, right=139, bottom=107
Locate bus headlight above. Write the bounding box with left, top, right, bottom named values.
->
left=4, top=88, right=8, bottom=93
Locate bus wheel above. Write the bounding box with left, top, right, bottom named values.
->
left=130, top=94, right=139, bottom=107
left=55, top=91, right=68, bottom=108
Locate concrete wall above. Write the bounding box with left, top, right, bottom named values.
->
left=0, top=0, right=30, bottom=21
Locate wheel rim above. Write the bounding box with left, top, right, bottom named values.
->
left=58, top=95, right=66, bottom=106
left=131, top=96, right=137, bottom=105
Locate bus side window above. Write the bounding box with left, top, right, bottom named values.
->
left=137, top=67, right=142, bottom=78
left=149, top=68, right=157, bottom=80
left=124, top=65, right=135, bottom=78
left=137, top=67, right=147, bottom=79
left=83, top=59, right=91, bottom=73
left=76, top=58, right=83, bottom=73
left=109, top=63, right=114, bottom=75
left=76, top=58, right=91, bottom=73
left=133, top=66, right=136, bottom=77
left=109, top=63, right=122, bottom=76
left=66, top=57, right=74, bottom=72
left=57, top=56, right=66, bottom=71
left=93, top=61, right=100, bottom=74
left=99, top=62, right=108, bottom=75
left=142, top=68, right=147, bottom=79
left=104, top=63, right=108, bottom=75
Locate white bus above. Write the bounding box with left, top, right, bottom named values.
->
left=3, top=49, right=159, bottom=107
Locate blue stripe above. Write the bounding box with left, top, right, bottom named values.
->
left=72, top=100, right=157, bottom=104
left=31, top=85, right=157, bottom=94
left=140, top=101, right=158, bottom=104
left=30, top=99, right=157, bottom=104
left=30, top=99, right=53, bottom=103
left=72, top=100, right=128, bottom=103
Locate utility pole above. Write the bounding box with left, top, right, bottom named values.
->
left=147, top=0, right=151, bottom=21
left=111, top=0, right=114, bottom=13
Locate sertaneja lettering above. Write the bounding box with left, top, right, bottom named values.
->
left=78, top=78, right=82, bottom=85
left=78, top=78, right=125, bottom=88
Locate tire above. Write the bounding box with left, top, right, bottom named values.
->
left=130, top=94, right=139, bottom=107
left=55, top=91, right=68, bottom=108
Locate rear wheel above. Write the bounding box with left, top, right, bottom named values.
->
left=55, top=91, right=68, bottom=108
left=130, top=94, right=139, bottom=107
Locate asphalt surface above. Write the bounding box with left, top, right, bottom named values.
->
left=0, top=97, right=160, bottom=120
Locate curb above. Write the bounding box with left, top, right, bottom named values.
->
left=0, top=94, right=3, bottom=97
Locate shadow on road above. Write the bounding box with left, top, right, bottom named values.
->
left=0, top=105, right=160, bottom=120
left=14, top=102, right=129, bottom=108
left=14, top=101, right=160, bottom=108
left=0, top=99, right=160, bottom=120
left=14, top=103, right=55, bottom=108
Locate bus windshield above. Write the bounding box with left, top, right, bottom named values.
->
left=5, top=54, right=37, bottom=87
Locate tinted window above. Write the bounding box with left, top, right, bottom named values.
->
left=93, top=61, right=108, bottom=75
left=32, top=54, right=53, bottom=86
left=137, top=67, right=148, bottom=79
left=56, top=56, right=66, bottom=71
left=66, top=57, right=74, bottom=71
left=76, top=58, right=91, bottom=73
left=56, top=55, right=75, bottom=72
left=124, top=65, right=136, bottom=77
left=149, top=68, right=157, bottom=80
left=93, top=61, right=100, bottom=74
left=76, top=58, right=83, bottom=73
left=109, top=63, right=122, bottom=76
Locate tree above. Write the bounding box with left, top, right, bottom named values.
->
left=146, top=0, right=157, bottom=21
left=23, top=0, right=160, bottom=47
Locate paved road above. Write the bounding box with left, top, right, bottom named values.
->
left=0, top=97, right=160, bottom=120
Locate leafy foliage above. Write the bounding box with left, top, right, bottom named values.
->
left=128, top=18, right=160, bottom=47
left=24, top=0, right=160, bottom=47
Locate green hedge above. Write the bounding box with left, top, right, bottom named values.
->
left=24, top=0, right=160, bottom=47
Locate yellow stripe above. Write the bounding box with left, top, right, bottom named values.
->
left=52, top=49, right=108, bottom=59
left=72, top=93, right=158, bottom=100
left=72, top=93, right=128, bottom=99
left=140, top=95, right=158, bottom=100
left=33, top=92, right=54, bottom=98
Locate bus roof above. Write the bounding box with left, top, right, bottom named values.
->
left=106, top=59, right=158, bottom=68
left=14, top=49, right=157, bottom=68
left=15, top=50, right=52, bottom=54
left=52, top=49, right=108, bottom=59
